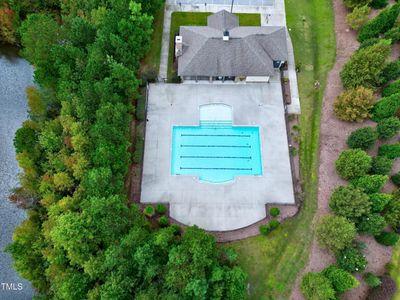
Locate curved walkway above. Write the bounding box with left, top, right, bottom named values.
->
left=290, top=1, right=393, bottom=299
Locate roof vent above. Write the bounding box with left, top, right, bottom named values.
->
left=175, top=36, right=183, bottom=57
left=223, top=30, right=230, bottom=41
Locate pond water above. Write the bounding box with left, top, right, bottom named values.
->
left=0, top=43, right=35, bottom=299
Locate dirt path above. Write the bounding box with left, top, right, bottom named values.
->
left=290, top=1, right=393, bottom=299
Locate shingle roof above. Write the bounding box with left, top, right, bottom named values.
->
left=207, top=10, right=239, bottom=31
left=177, top=10, right=288, bottom=77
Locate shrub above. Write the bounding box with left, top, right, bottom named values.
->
left=269, top=207, right=280, bottom=217
left=371, top=156, right=393, bottom=175
left=143, top=206, right=155, bottom=217
left=333, top=87, right=374, bottom=121
left=140, top=67, right=157, bottom=86
left=336, top=247, right=368, bottom=272
left=135, top=94, right=146, bottom=121
left=259, top=224, right=270, bottom=235
left=363, top=272, right=382, bottom=288
left=316, top=215, right=356, bottom=253
left=378, top=143, right=400, bottom=159
left=383, top=27, right=400, bottom=44
left=383, top=194, right=400, bottom=228
left=381, top=59, right=400, bottom=83
left=269, top=220, right=280, bottom=229
left=391, top=172, right=400, bottom=186
left=351, top=175, right=388, bottom=193
left=369, top=0, right=388, bottom=9
left=347, top=127, right=377, bottom=150
left=356, top=213, right=387, bottom=235
left=372, top=93, right=400, bottom=122
left=359, top=37, right=380, bottom=49
left=158, top=216, right=169, bottom=227
left=358, top=4, right=400, bottom=42
left=366, top=275, right=396, bottom=300
left=156, top=204, right=167, bottom=214
left=340, top=40, right=391, bottom=88
left=329, top=186, right=371, bottom=219
left=375, top=231, right=399, bottom=246
left=368, top=193, right=392, bottom=212
left=377, top=117, right=400, bottom=139
left=335, top=149, right=372, bottom=180
left=344, top=0, right=371, bottom=8
left=323, top=265, right=359, bottom=294
left=300, top=272, right=336, bottom=300
left=346, top=5, right=370, bottom=30
left=382, top=80, right=400, bottom=97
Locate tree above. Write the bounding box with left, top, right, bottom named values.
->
left=351, top=175, right=388, bottom=194
left=26, top=86, right=46, bottom=119
left=0, top=3, right=16, bottom=44
left=336, top=247, right=368, bottom=272
left=335, top=149, right=372, bottom=180
left=334, top=87, right=374, bottom=122
left=329, top=186, right=371, bottom=220
left=322, top=265, right=359, bottom=294
left=347, top=127, right=377, bottom=150
left=371, top=156, right=393, bottom=175
left=377, top=117, right=400, bottom=139
left=340, top=40, right=392, bottom=89
left=346, top=5, right=370, bottom=30
left=357, top=213, right=387, bottom=235
left=316, top=215, right=356, bottom=253
left=19, top=13, right=62, bottom=65
left=301, top=272, right=336, bottom=300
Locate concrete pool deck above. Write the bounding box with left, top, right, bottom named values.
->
left=141, top=81, right=295, bottom=231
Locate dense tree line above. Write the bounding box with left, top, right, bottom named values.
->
left=6, top=1, right=247, bottom=299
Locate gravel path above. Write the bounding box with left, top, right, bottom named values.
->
left=0, top=48, right=34, bottom=299
left=290, top=1, right=393, bottom=299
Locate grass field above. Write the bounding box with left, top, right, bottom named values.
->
left=390, top=243, right=400, bottom=300
left=167, top=12, right=261, bottom=81
left=142, top=4, right=165, bottom=73
left=227, top=0, right=336, bottom=299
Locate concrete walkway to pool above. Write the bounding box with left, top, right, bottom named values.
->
left=141, top=81, right=295, bottom=231
left=158, top=0, right=300, bottom=114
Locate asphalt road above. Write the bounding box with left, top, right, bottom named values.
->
left=0, top=46, right=35, bottom=300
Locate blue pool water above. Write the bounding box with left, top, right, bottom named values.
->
left=171, top=124, right=262, bottom=183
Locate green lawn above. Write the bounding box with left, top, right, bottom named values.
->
left=390, top=243, right=400, bottom=300
left=142, top=4, right=165, bottom=73
left=227, top=0, right=336, bottom=299
left=167, top=12, right=261, bottom=81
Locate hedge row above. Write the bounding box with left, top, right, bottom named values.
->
left=378, top=143, right=400, bottom=159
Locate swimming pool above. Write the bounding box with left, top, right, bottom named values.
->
left=171, top=124, right=262, bottom=183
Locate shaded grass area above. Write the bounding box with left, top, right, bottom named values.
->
left=142, top=4, right=165, bottom=73
left=390, top=243, right=400, bottom=300
left=167, top=12, right=260, bottom=81
left=227, top=0, right=336, bottom=299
